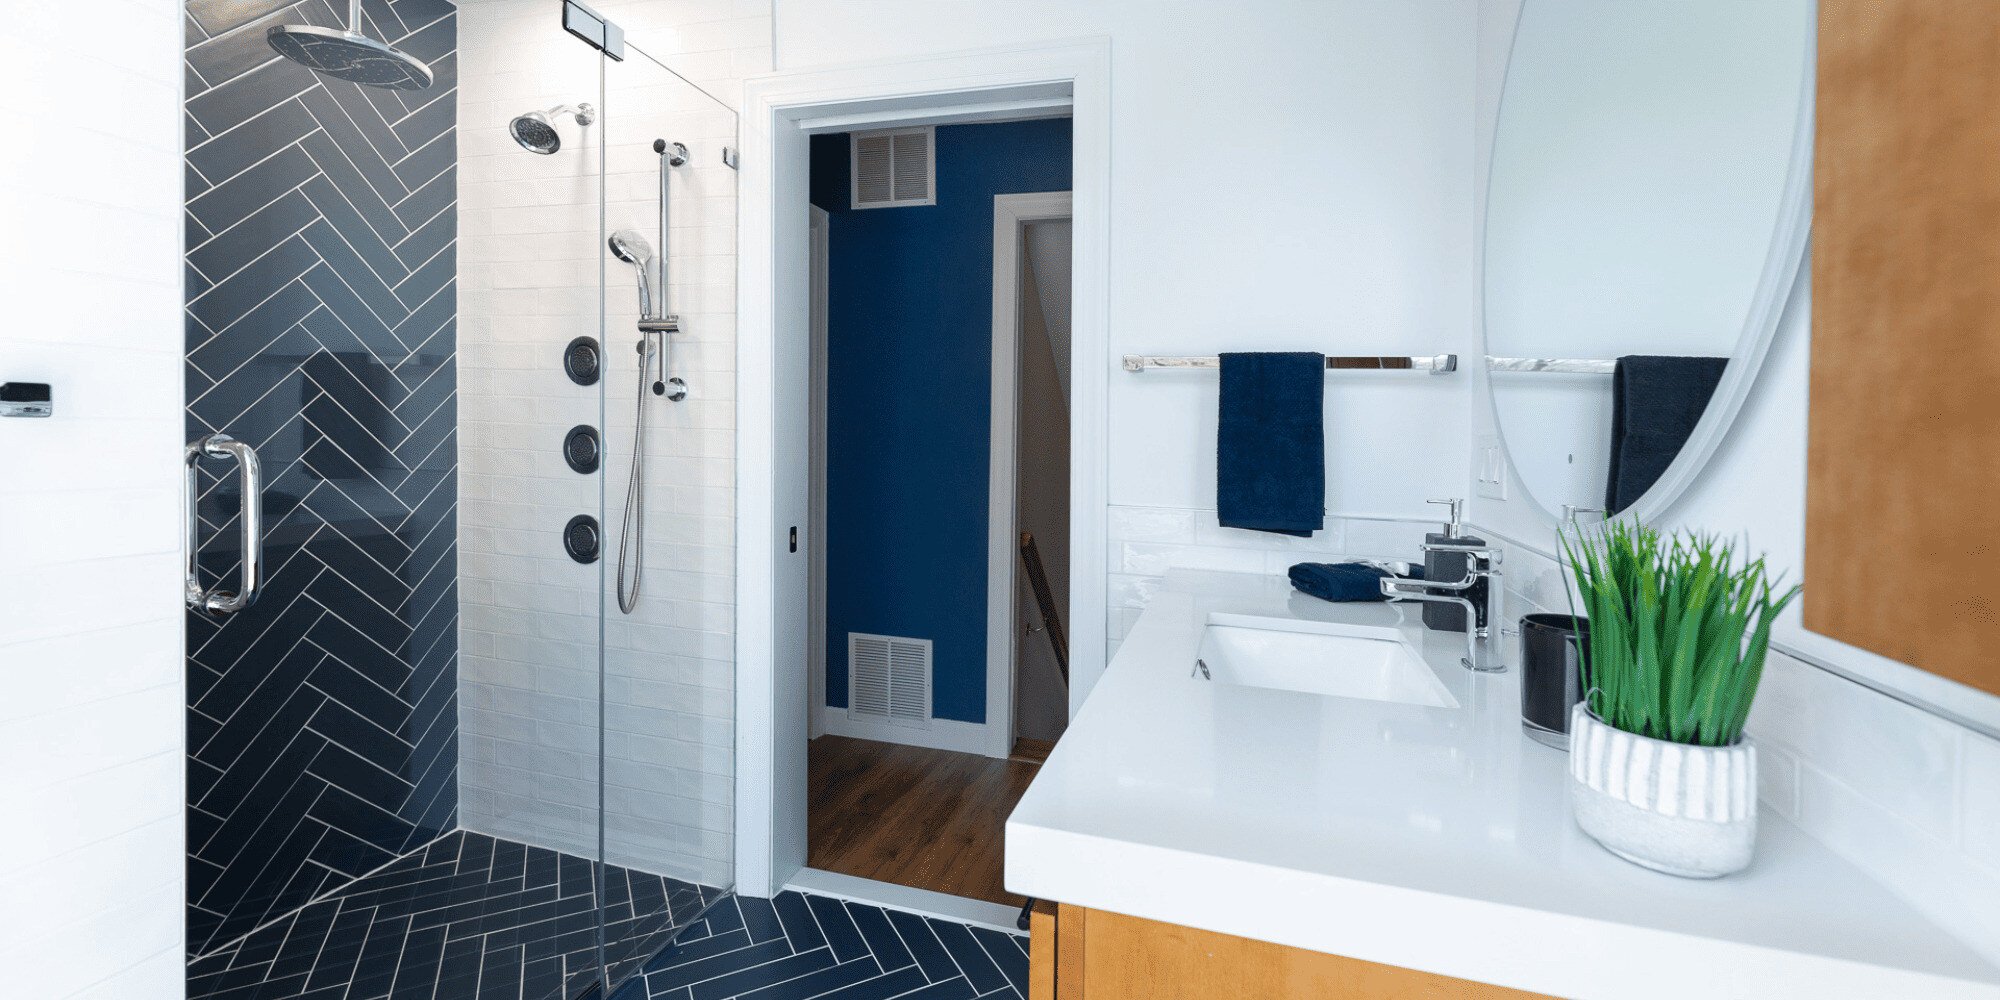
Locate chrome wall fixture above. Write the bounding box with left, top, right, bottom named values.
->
left=1119, top=354, right=1637, bottom=375
left=643, top=139, right=689, bottom=336
left=613, top=138, right=690, bottom=615
left=1122, top=354, right=1460, bottom=373
left=561, top=0, right=626, bottom=59
left=1486, top=355, right=1620, bottom=374
left=0, top=381, right=52, bottom=417
left=509, top=104, right=595, bottom=155
left=185, top=433, right=264, bottom=616
left=266, top=0, right=435, bottom=90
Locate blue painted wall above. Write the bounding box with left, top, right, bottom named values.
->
left=813, top=120, right=1072, bottom=725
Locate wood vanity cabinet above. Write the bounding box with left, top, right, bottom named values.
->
left=1027, top=903, right=1547, bottom=999
left=1807, top=0, right=2000, bottom=693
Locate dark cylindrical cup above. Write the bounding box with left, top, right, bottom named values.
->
left=1519, top=613, right=1588, bottom=749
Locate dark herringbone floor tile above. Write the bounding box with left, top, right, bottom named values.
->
left=628, top=892, right=1027, bottom=1000
left=189, top=831, right=721, bottom=1000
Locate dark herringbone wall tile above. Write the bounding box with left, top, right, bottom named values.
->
left=182, top=0, right=458, bottom=959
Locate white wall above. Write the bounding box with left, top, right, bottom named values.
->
left=1471, top=0, right=2000, bottom=963
left=763, top=7, right=2000, bottom=961
left=0, top=0, right=187, bottom=996
left=774, top=0, right=1480, bottom=663
left=456, top=0, right=759, bottom=887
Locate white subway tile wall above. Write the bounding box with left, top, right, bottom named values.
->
left=1491, top=530, right=2000, bottom=964
left=455, top=0, right=767, bottom=888
left=0, top=0, right=186, bottom=996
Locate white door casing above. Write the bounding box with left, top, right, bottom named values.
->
left=736, top=40, right=1113, bottom=897
left=987, top=191, right=1074, bottom=758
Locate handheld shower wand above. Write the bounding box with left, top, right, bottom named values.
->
left=607, top=230, right=659, bottom=615
left=609, top=140, right=689, bottom=615
left=608, top=230, right=655, bottom=323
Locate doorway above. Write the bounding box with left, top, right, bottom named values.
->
left=796, top=124, right=1072, bottom=911
left=992, top=196, right=1075, bottom=762
left=734, top=42, right=1112, bottom=903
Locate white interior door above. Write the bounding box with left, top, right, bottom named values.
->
left=808, top=206, right=830, bottom=740
left=767, top=121, right=815, bottom=889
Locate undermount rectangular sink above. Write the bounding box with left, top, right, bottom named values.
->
left=1194, top=614, right=1456, bottom=708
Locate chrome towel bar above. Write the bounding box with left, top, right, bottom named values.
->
left=1122, top=353, right=1459, bottom=373
left=1119, top=354, right=1626, bottom=374
left=1486, top=355, right=1619, bottom=374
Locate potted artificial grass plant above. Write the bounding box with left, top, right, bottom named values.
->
left=1560, top=521, right=1800, bottom=878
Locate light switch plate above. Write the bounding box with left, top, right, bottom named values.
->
left=1475, top=434, right=1507, bottom=500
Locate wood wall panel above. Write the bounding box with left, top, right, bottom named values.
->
left=1807, top=0, right=2000, bottom=693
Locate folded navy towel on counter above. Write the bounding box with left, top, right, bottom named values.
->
left=1289, top=561, right=1425, bottom=603
left=1216, top=351, right=1326, bottom=537
left=1605, top=355, right=1729, bottom=513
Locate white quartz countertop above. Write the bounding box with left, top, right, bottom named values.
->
left=1004, top=570, right=2000, bottom=1000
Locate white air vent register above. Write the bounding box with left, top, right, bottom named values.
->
left=847, top=632, right=933, bottom=728
left=850, top=127, right=936, bottom=209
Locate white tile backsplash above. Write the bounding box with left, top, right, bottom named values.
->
left=1482, top=528, right=2000, bottom=964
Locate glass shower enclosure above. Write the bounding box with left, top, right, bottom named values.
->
left=181, top=2, right=734, bottom=996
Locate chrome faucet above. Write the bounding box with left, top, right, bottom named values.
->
left=1380, top=542, right=1507, bottom=672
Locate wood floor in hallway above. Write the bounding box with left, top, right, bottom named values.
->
left=808, top=735, right=1043, bottom=908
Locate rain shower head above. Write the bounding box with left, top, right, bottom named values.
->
left=509, top=104, right=596, bottom=154
left=609, top=230, right=657, bottom=319
left=267, top=2, right=433, bottom=90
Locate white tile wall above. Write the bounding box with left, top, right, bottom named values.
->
left=1489, top=529, right=2000, bottom=964
left=456, top=0, right=766, bottom=888
left=0, top=0, right=186, bottom=995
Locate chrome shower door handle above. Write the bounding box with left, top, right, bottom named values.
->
left=185, top=433, right=264, bottom=615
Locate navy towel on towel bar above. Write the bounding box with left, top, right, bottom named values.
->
left=1216, top=351, right=1325, bottom=537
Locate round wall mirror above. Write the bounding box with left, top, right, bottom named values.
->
left=1483, top=0, right=1815, bottom=524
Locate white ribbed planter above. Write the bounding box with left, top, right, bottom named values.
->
left=1568, top=703, right=1758, bottom=878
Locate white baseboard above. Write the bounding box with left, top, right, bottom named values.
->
left=816, top=706, right=1002, bottom=757
left=786, top=868, right=1024, bottom=934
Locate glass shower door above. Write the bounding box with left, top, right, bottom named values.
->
left=182, top=4, right=730, bottom=996
left=593, top=42, right=740, bottom=996
left=184, top=2, right=613, bottom=997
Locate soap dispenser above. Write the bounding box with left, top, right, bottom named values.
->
left=1422, top=498, right=1487, bottom=633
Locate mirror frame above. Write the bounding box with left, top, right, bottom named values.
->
left=1479, top=7, right=1818, bottom=527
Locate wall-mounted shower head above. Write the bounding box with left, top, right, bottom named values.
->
left=509, top=104, right=596, bottom=154
left=608, top=230, right=657, bottom=320
left=267, top=0, right=433, bottom=90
